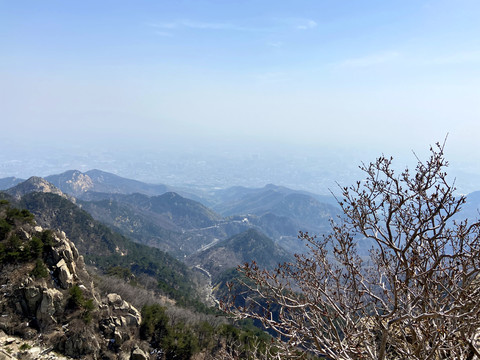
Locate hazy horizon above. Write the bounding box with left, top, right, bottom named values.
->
left=1, top=1, right=479, bottom=192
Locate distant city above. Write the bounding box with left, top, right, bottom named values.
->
left=1, top=140, right=479, bottom=195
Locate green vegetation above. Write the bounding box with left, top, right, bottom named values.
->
left=106, top=265, right=137, bottom=285
left=17, top=192, right=206, bottom=310
left=0, top=189, right=276, bottom=358
left=19, top=343, right=32, bottom=351
left=68, top=284, right=95, bottom=323
left=141, top=304, right=199, bottom=359
left=68, top=285, right=85, bottom=309
left=140, top=303, right=273, bottom=359
left=31, top=258, right=49, bottom=278
left=0, top=217, right=12, bottom=240
left=0, top=201, right=52, bottom=265
left=0, top=200, right=34, bottom=241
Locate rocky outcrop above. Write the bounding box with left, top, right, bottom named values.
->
left=130, top=347, right=149, bottom=360
left=36, top=288, right=64, bottom=327
left=47, top=230, right=81, bottom=289
left=61, top=319, right=101, bottom=358
left=0, top=330, right=71, bottom=359
left=99, top=293, right=143, bottom=355
left=4, top=177, right=73, bottom=202
left=55, top=259, right=74, bottom=289
left=65, top=171, right=95, bottom=195
left=0, top=220, right=150, bottom=360
left=106, top=293, right=142, bottom=327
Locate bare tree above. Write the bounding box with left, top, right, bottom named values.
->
left=222, top=143, right=480, bottom=359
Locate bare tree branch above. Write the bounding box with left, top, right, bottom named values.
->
left=222, top=143, right=480, bottom=360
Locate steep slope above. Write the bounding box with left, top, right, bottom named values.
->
left=1, top=178, right=204, bottom=308
left=0, top=200, right=149, bottom=359
left=106, top=192, right=223, bottom=230
left=45, top=169, right=168, bottom=198
left=77, top=192, right=228, bottom=258
left=78, top=190, right=322, bottom=258
left=16, top=192, right=201, bottom=307
left=58, top=188, right=221, bottom=231
left=214, top=186, right=340, bottom=236
left=79, top=197, right=185, bottom=255
left=0, top=198, right=274, bottom=360
left=188, top=229, right=292, bottom=281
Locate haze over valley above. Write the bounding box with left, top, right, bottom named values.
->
left=1, top=1, right=480, bottom=359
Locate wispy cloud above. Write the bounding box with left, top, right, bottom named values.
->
left=296, top=19, right=317, bottom=30
left=148, top=20, right=257, bottom=32
left=268, top=41, right=283, bottom=48
left=273, top=17, right=318, bottom=30
left=148, top=17, right=318, bottom=34
left=336, top=51, right=400, bottom=68
left=177, top=20, right=233, bottom=30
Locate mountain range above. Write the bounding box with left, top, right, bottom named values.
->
left=0, top=169, right=342, bottom=281
left=3, top=169, right=480, bottom=263
left=1, top=168, right=479, bottom=359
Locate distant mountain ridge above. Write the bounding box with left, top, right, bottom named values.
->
left=211, top=183, right=337, bottom=208
left=0, top=176, right=24, bottom=190
left=213, top=186, right=341, bottom=240
left=0, top=170, right=345, bottom=260
left=45, top=169, right=169, bottom=197
left=4, top=176, right=72, bottom=201
left=81, top=191, right=222, bottom=228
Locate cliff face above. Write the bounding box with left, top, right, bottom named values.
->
left=0, top=201, right=150, bottom=360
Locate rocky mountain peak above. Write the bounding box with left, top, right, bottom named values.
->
left=5, top=177, right=71, bottom=202
left=65, top=170, right=94, bottom=194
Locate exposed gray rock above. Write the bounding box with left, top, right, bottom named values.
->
left=130, top=347, right=148, bottom=360
left=22, top=286, right=42, bottom=314
left=4, top=176, right=72, bottom=202
left=118, top=353, right=131, bottom=360
left=106, top=293, right=123, bottom=306
left=114, top=328, right=128, bottom=346
left=0, top=350, right=13, bottom=360
left=36, top=288, right=63, bottom=328
left=115, top=300, right=131, bottom=312
left=124, top=306, right=142, bottom=328
left=52, top=242, right=75, bottom=264
left=56, top=259, right=73, bottom=289
left=0, top=212, right=152, bottom=359
left=63, top=327, right=100, bottom=358
left=105, top=294, right=142, bottom=327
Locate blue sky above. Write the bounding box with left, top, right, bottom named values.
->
left=1, top=0, right=479, bottom=161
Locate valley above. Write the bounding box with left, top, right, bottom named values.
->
left=0, top=169, right=343, bottom=359
left=2, top=167, right=480, bottom=359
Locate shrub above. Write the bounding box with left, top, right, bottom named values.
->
left=19, top=343, right=32, bottom=351
left=31, top=258, right=49, bottom=279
